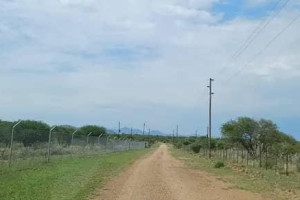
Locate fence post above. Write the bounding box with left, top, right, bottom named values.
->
left=222, top=148, right=224, bottom=161
left=105, top=135, right=110, bottom=150
left=265, top=147, right=268, bottom=170
left=241, top=150, right=244, bottom=164
left=128, top=139, right=131, bottom=150
left=98, top=133, right=103, bottom=145
left=71, top=130, right=78, bottom=146
left=47, top=126, right=57, bottom=163
left=259, top=143, right=262, bottom=168
left=9, top=120, right=22, bottom=167
left=86, top=132, right=92, bottom=145
left=285, top=154, right=289, bottom=176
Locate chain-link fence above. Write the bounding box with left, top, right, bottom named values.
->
left=0, top=127, right=147, bottom=165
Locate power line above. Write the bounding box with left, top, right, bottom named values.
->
left=226, top=13, right=300, bottom=81
left=232, top=0, right=290, bottom=59
left=219, top=0, right=291, bottom=73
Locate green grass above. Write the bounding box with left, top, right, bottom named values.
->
left=171, top=147, right=300, bottom=200
left=0, top=148, right=152, bottom=200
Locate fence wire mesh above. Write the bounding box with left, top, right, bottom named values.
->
left=0, top=128, right=147, bottom=165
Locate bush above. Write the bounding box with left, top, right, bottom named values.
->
left=183, top=140, right=191, bottom=146
left=265, top=159, right=277, bottom=169
left=190, top=143, right=201, bottom=153
left=174, top=141, right=183, bottom=149
left=296, top=162, right=300, bottom=173
left=214, top=161, right=225, bottom=168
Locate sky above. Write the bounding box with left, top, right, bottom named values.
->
left=0, top=0, right=300, bottom=139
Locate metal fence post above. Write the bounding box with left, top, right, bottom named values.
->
left=47, top=126, right=56, bottom=163
left=9, top=120, right=22, bottom=167
left=87, top=132, right=92, bottom=145
left=128, top=139, right=131, bottom=150
left=98, top=133, right=103, bottom=145
left=71, top=130, right=78, bottom=146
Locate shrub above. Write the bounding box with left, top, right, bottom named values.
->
left=190, top=143, right=201, bottom=153
left=296, top=162, right=300, bottom=173
left=183, top=140, right=191, bottom=146
left=265, top=159, right=277, bottom=169
left=174, top=142, right=183, bottom=149
left=214, top=161, right=225, bottom=168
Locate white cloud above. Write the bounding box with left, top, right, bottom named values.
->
left=0, top=0, right=300, bottom=136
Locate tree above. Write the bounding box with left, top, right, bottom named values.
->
left=0, top=120, right=13, bottom=145
left=79, top=125, right=107, bottom=137
left=17, top=120, right=50, bottom=146
left=54, top=125, right=77, bottom=145
left=258, top=119, right=279, bottom=151
left=221, top=117, right=259, bottom=157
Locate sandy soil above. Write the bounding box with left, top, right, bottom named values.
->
left=93, top=144, right=266, bottom=200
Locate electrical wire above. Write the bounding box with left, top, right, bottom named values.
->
left=218, top=0, right=291, bottom=74
left=226, top=13, right=300, bottom=81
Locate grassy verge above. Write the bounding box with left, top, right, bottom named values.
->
left=171, top=147, right=300, bottom=200
left=0, top=148, right=152, bottom=200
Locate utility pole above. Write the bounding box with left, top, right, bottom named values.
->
left=195, top=130, right=198, bottom=138
left=143, top=123, right=145, bottom=136
left=148, top=128, right=150, bottom=144
left=172, top=130, right=174, bottom=143
left=176, top=125, right=179, bottom=139
left=207, top=78, right=214, bottom=159
left=118, top=121, right=121, bottom=134
left=130, top=128, right=133, bottom=137
left=206, top=126, right=209, bottom=156
left=172, top=129, right=174, bottom=144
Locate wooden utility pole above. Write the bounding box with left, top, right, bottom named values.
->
left=176, top=125, right=179, bottom=140
left=172, top=130, right=174, bottom=143
left=207, top=78, right=214, bottom=159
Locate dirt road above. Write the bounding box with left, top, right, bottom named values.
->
left=94, top=144, right=265, bottom=200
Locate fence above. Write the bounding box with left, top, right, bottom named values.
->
left=199, top=147, right=300, bottom=175
left=0, top=127, right=147, bottom=166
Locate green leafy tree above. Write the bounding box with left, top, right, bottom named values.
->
left=54, top=125, right=77, bottom=145
left=0, top=120, right=13, bottom=145
left=79, top=125, right=107, bottom=137
left=221, top=117, right=259, bottom=157
left=17, top=120, right=50, bottom=146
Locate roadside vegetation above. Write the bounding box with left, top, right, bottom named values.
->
left=0, top=119, right=154, bottom=164
left=171, top=147, right=300, bottom=200
left=171, top=116, right=300, bottom=200
left=173, top=117, right=300, bottom=175
left=0, top=148, right=152, bottom=200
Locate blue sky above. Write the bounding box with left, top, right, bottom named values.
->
left=0, top=0, right=300, bottom=139
left=213, top=0, right=281, bottom=21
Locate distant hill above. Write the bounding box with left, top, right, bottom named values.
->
left=108, top=127, right=167, bottom=136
